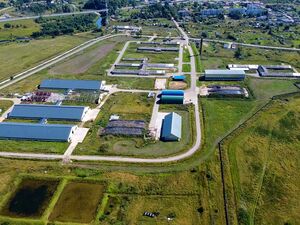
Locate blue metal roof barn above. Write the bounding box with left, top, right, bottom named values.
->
left=161, top=90, right=184, bottom=96
left=172, top=75, right=186, bottom=81
left=0, top=122, right=76, bottom=142
left=8, top=104, right=88, bottom=121
left=161, top=112, right=182, bottom=141
left=204, top=69, right=245, bottom=81
left=40, top=79, right=102, bottom=91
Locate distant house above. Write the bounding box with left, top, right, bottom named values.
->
left=178, top=9, right=190, bottom=18
left=201, top=9, right=224, bottom=17
left=161, top=112, right=182, bottom=141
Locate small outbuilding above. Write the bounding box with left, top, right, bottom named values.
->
left=204, top=69, right=245, bottom=81
left=161, top=112, right=182, bottom=141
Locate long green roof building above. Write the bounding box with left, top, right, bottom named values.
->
left=204, top=69, right=245, bottom=81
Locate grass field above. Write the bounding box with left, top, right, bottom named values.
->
left=182, top=63, right=191, bottom=72
left=126, top=196, right=201, bottom=225
left=0, top=100, right=13, bottom=115
left=223, top=94, right=300, bottom=225
left=201, top=43, right=300, bottom=71
left=0, top=34, right=91, bottom=82
left=49, top=182, right=105, bottom=223
left=0, top=19, right=40, bottom=40
left=191, top=43, right=203, bottom=73
left=183, top=47, right=190, bottom=63
left=0, top=139, right=68, bottom=154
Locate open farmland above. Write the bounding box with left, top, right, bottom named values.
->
left=0, top=19, right=40, bottom=40
left=222, top=94, right=300, bottom=225
left=0, top=34, right=91, bottom=82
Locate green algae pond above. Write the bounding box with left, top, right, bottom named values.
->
left=0, top=179, right=59, bottom=218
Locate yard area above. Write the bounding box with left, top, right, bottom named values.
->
left=75, top=93, right=195, bottom=157
left=223, top=94, right=300, bottom=225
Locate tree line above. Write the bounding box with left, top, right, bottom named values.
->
left=32, top=14, right=97, bottom=37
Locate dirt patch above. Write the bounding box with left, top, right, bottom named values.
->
left=155, top=79, right=167, bottom=89
left=49, top=43, right=116, bottom=75
left=169, top=81, right=187, bottom=90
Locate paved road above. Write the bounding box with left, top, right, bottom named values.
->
left=0, top=33, right=125, bottom=90
left=0, top=10, right=104, bottom=22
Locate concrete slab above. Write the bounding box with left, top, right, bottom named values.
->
left=82, top=109, right=100, bottom=122
left=72, top=127, right=89, bottom=143
left=155, top=78, right=167, bottom=90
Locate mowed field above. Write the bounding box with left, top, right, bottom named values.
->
left=0, top=19, right=40, bottom=40
left=0, top=34, right=91, bottom=82
left=49, top=182, right=105, bottom=223
left=223, top=94, right=300, bottom=225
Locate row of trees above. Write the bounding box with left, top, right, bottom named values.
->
left=131, top=3, right=179, bottom=20
left=83, top=0, right=134, bottom=15
left=32, top=14, right=97, bottom=37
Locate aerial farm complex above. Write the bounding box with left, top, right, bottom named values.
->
left=0, top=0, right=299, bottom=224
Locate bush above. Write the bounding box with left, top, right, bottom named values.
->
left=98, top=143, right=109, bottom=153
left=4, top=23, right=11, bottom=29
left=237, top=207, right=250, bottom=225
